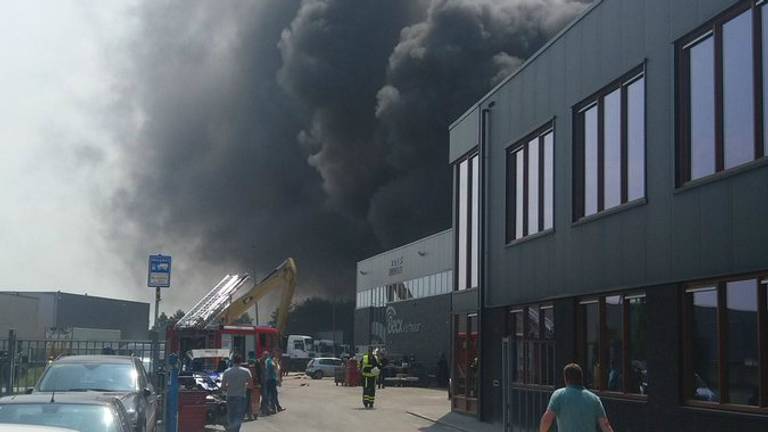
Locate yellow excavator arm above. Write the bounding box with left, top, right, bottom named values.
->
left=219, top=257, right=297, bottom=336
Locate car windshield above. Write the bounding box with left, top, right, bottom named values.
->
left=0, top=404, right=121, bottom=432
left=38, top=363, right=138, bottom=392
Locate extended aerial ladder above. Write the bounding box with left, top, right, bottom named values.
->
left=168, top=258, right=297, bottom=358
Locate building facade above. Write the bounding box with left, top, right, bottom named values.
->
left=355, top=230, right=453, bottom=373
left=450, top=0, right=768, bottom=429
left=3, top=292, right=150, bottom=340
left=0, top=293, right=41, bottom=338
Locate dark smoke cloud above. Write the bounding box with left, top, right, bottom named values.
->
left=108, top=0, right=590, bottom=308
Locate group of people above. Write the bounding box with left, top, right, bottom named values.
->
left=221, top=350, right=285, bottom=432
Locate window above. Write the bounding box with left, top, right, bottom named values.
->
left=456, top=153, right=480, bottom=290
left=506, top=125, right=554, bottom=242
left=574, top=66, right=645, bottom=220
left=578, top=292, right=648, bottom=395
left=507, top=304, right=556, bottom=387
left=683, top=275, right=767, bottom=410
left=677, top=1, right=767, bottom=185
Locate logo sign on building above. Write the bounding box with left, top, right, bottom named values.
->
left=148, top=254, right=172, bottom=288
left=389, top=256, right=404, bottom=276
left=386, top=306, right=422, bottom=335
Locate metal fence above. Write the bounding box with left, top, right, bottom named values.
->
left=502, top=337, right=556, bottom=432
left=0, top=337, right=165, bottom=395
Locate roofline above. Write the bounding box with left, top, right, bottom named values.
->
left=449, top=0, right=604, bottom=130
left=0, top=292, right=40, bottom=301
left=357, top=228, right=452, bottom=265
left=3, top=291, right=150, bottom=306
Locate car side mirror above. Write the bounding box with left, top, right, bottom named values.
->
left=143, top=388, right=152, bottom=398
left=24, top=388, right=33, bottom=395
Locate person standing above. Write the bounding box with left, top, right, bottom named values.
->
left=376, top=349, right=388, bottom=389
left=265, top=351, right=285, bottom=414
left=221, top=354, right=252, bottom=432
left=360, top=347, right=380, bottom=408
left=245, top=352, right=262, bottom=421
left=539, top=363, right=614, bottom=432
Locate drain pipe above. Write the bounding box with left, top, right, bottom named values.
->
left=478, top=101, right=494, bottom=421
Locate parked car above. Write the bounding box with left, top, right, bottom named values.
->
left=34, top=356, right=158, bottom=432
left=0, top=392, right=132, bottom=432
left=305, top=357, right=343, bottom=379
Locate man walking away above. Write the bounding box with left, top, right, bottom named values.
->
left=539, top=363, right=614, bottom=432
left=221, top=354, right=252, bottom=432
left=360, top=347, right=380, bottom=408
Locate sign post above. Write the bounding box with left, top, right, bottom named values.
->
left=148, top=254, right=172, bottom=334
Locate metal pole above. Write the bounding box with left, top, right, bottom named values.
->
left=7, top=329, right=16, bottom=395
left=331, top=301, right=336, bottom=353
left=165, top=353, right=179, bottom=432
left=155, top=287, right=161, bottom=332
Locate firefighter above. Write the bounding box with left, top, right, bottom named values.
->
left=360, top=347, right=380, bottom=408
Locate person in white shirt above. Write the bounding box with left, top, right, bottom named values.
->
left=221, top=354, right=252, bottom=432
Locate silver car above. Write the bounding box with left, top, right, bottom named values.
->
left=0, top=392, right=133, bottom=432
left=305, top=357, right=343, bottom=379
left=34, top=356, right=158, bottom=432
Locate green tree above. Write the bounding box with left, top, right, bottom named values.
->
left=152, top=309, right=185, bottom=337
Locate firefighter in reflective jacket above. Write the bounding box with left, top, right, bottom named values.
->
left=360, top=347, right=380, bottom=408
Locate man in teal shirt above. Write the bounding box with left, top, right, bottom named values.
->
left=539, top=363, right=614, bottom=432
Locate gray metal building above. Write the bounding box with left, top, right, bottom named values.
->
left=450, top=0, right=768, bottom=429
left=0, top=293, right=41, bottom=339
left=355, top=229, right=453, bottom=373
left=2, top=292, right=150, bottom=340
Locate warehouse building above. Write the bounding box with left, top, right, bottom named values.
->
left=1, top=291, right=150, bottom=340
left=449, top=0, right=768, bottom=429
left=355, top=229, right=453, bottom=375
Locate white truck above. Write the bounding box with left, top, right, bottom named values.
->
left=284, top=334, right=315, bottom=371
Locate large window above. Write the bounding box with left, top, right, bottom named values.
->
left=507, top=304, right=556, bottom=387
left=506, top=125, right=554, bottom=242
left=456, top=153, right=480, bottom=290
left=683, top=275, right=767, bottom=410
left=355, top=270, right=454, bottom=309
left=577, top=292, right=648, bottom=396
left=677, top=1, right=768, bottom=184
left=574, top=66, right=645, bottom=220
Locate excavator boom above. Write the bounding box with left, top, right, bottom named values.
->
left=219, top=257, right=297, bottom=336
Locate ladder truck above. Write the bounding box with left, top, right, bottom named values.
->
left=166, top=258, right=298, bottom=363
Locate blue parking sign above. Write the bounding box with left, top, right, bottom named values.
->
left=148, top=254, right=172, bottom=288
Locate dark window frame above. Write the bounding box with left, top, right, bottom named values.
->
left=505, top=123, right=555, bottom=243
left=682, top=272, right=768, bottom=413
left=573, top=65, right=646, bottom=221
left=676, top=0, right=767, bottom=186
left=506, top=303, right=556, bottom=389
left=453, top=151, right=479, bottom=291
left=576, top=291, right=648, bottom=398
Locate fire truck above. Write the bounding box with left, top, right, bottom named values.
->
left=166, top=258, right=297, bottom=362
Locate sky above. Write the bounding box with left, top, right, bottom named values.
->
left=0, top=0, right=591, bottom=326
left=0, top=1, right=140, bottom=301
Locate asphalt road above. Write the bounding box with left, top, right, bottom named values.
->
left=239, top=374, right=458, bottom=432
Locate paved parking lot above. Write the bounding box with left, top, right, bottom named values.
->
left=237, top=374, right=480, bottom=432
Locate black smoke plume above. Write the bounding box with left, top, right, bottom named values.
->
left=107, top=0, right=591, bottom=309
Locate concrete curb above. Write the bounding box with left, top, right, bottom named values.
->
left=406, top=411, right=471, bottom=432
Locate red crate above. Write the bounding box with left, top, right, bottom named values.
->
left=179, top=391, right=208, bottom=432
